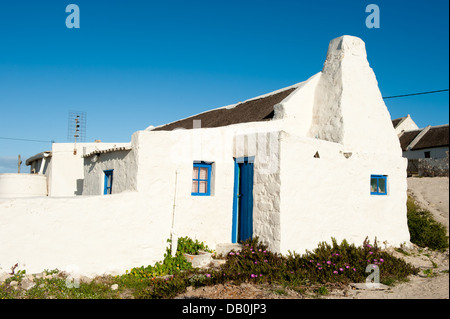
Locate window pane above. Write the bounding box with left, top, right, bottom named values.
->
left=370, top=178, right=377, bottom=193
left=192, top=180, right=198, bottom=193
left=378, top=177, right=386, bottom=193
left=199, top=181, right=208, bottom=193
left=199, top=167, right=208, bottom=180
left=192, top=167, right=199, bottom=179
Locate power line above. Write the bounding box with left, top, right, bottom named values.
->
left=383, top=89, right=449, bottom=99
left=0, top=136, right=54, bottom=143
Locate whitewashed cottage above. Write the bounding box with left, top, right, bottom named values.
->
left=0, top=35, right=411, bottom=277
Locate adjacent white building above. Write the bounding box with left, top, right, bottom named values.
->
left=0, top=35, right=411, bottom=277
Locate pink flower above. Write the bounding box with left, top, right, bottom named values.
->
left=380, top=258, right=384, bottom=262
left=352, top=268, right=356, bottom=271
left=326, top=261, right=331, bottom=265
left=345, top=265, right=350, bottom=269
left=318, top=267, right=322, bottom=270
left=339, top=268, right=344, bottom=272
left=369, top=251, right=373, bottom=255
left=206, top=274, right=211, bottom=278
left=264, top=260, right=268, bottom=263
left=254, top=261, right=258, bottom=264
left=333, top=271, right=338, bottom=274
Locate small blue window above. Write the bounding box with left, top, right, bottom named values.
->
left=104, top=170, right=113, bottom=195
left=192, top=162, right=211, bottom=196
left=370, top=175, right=387, bottom=195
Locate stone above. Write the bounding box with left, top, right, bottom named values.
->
left=21, top=279, right=36, bottom=291
left=184, top=251, right=213, bottom=268
left=111, top=284, right=119, bottom=291
left=0, top=273, right=12, bottom=283
left=215, top=243, right=243, bottom=256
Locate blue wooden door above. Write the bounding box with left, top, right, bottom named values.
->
left=232, top=158, right=254, bottom=243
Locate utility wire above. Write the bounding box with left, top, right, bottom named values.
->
left=0, top=136, right=54, bottom=143
left=383, top=89, right=449, bottom=99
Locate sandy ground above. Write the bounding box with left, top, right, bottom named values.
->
left=177, top=177, right=449, bottom=300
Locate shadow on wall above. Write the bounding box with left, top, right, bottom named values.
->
left=75, top=179, right=84, bottom=195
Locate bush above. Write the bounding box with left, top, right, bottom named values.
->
left=407, top=196, right=449, bottom=251
left=215, top=237, right=418, bottom=287
left=172, top=236, right=213, bottom=255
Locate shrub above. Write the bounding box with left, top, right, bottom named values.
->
left=219, top=237, right=418, bottom=288
left=407, top=196, right=449, bottom=251
left=171, top=236, right=213, bottom=255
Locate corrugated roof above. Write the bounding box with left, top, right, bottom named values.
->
left=82, top=146, right=132, bottom=158
left=25, top=151, right=52, bottom=166
left=153, top=87, right=297, bottom=131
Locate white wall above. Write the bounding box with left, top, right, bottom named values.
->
left=403, top=147, right=449, bottom=159
left=279, top=135, right=410, bottom=254
left=0, top=192, right=171, bottom=277
left=0, top=174, right=47, bottom=198
left=395, top=115, right=419, bottom=135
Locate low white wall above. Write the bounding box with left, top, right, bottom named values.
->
left=0, top=192, right=171, bottom=277
left=0, top=174, right=47, bottom=198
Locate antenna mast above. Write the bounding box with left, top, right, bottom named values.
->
left=67, top=111, right=87, bottom=155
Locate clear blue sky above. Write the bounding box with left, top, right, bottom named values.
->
left=0, top=0, right=448, bottom=173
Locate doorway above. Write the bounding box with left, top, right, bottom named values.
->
left=232, top=157, right=254, bottom=243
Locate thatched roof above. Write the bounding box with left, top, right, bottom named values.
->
left=399, top=130, right=422, bottom=151
left=392, top=117, right=406, bottom=129
left=153, top=87, right=296, bottom=131
left=411, top=125, right=449, bottom=150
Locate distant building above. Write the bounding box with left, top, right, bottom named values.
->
left=392, top=116, right=449, bottom=177
left=392, top=116, right=449, bottom=159
left=24, top=142, right=130, bottom=197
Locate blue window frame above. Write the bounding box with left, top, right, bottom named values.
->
left=192, top=162, right=211, bottom=196
left=104, top=170, right=113, bottom=195
left=370, top=175, right=387, bottom=195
